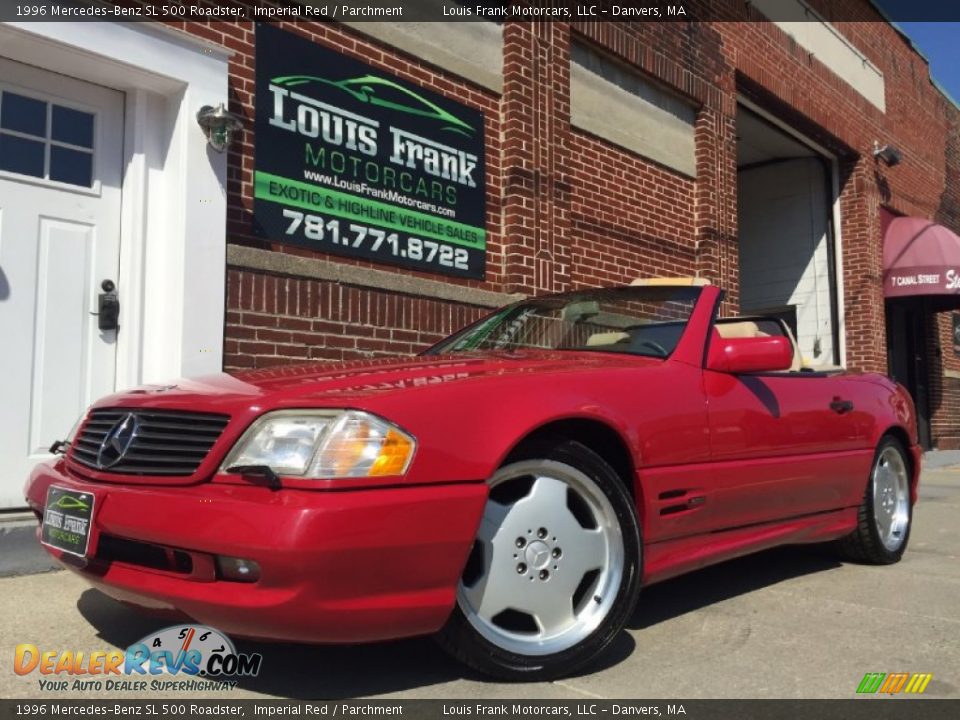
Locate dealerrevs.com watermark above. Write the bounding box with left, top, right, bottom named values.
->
left=13, top=625, right=261, bottom=694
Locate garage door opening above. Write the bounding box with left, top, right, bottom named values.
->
left=736, top=106, right=841, bottom=367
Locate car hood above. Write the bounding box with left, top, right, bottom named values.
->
left=93, top=351, right=661, bottom=415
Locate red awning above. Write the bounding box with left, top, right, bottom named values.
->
left=883, top=216, right=960, bottom=298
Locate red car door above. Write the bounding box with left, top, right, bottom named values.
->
left=704, top=321, right=874, bottom=528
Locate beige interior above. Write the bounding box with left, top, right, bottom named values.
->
left=585, top=331, right=630, bottom=346
left=715, top=320, right=767, bottom=339
left=583, top=316, right=840, bottom=373
left=631, top=277, right=712, bottom=287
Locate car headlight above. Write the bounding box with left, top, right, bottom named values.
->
left=220, top=410, right=416, bottom=479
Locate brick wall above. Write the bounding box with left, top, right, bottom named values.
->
left=223, top=269, right=485, bottom=368
left=568, top=130, right=698, bottom=287
left=159, top=6, right=960, bottom=445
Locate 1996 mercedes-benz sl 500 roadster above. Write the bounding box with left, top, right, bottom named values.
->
left=25, top=280, right=920, bottom=679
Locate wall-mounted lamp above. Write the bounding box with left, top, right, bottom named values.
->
left=196, top=103, right=244, bottom=153
left=873, top=141, right=902, bottom=167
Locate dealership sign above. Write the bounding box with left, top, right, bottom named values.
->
left=254, top=24, right=486, bottom=279
left=884, top=266, right=960, bottom=297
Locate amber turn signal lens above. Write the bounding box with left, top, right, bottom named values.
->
left=369, top=429, right=415, bottom=476
left=308, top=412, right=416, bottom=478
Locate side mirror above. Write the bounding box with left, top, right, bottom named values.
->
left=707, top=335, right=793, bottom=374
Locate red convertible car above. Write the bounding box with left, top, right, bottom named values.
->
left=25, top=280, right=920, bottom=680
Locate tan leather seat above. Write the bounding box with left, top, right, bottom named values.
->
left=585, top=331, right=630, bottom=347
left=715, top=321, right=767, bottom=339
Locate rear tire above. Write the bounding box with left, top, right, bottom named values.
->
left=436, top=440, right=641, bottom=681
left=837, top=436, right=912, bottom=565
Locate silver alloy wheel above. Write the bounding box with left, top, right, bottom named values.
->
left=872, top=446, right=910, bottom=552
left=457, top=459, right=625, bottom=656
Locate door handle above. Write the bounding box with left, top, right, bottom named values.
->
left=830, top=398, right=854, bottom=414
left=91, top=279, right=119, bottom=332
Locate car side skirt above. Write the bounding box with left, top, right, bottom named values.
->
left=642, top=506, right=858, bottom=585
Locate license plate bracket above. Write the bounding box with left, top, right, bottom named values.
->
left=41, top=485, right=96, bottom=558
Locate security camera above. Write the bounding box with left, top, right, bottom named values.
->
left=873, top=143, right=902, bottom=167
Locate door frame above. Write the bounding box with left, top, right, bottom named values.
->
left=737, top=95, right=847, bottom=369
left=0, top=22, right=231, bottom=389
left=886, top=298, right=933, bottom=449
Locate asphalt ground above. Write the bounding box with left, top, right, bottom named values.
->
left=1, top=465, right=957, bottom=700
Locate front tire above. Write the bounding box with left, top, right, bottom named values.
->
left=436, top=440, right=641, bottom=680
left=838, top=436, right=913, bottom=564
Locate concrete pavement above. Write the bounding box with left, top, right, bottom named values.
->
left=1, top=466, right=958, bottom=700
left=0, top=513, right=59, bottom=578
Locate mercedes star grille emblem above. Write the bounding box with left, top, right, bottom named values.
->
left=97, top=413, right=140, bottom=469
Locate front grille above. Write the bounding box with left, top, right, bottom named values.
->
left=70, top=408, right=230, bottom=476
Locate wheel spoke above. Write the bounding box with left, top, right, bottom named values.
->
left=477, top=499, right=510, bottom=543
left=527, top=475, right=570, bottom=514
left=876, top=504, right=892, bottom=538
left=461, top=562, right=513, bottom=621
left=530, top=589, right=577, bottom=635
left=562, top=527, right=607, bottom=575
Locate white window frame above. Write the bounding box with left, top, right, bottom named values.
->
left=0, top=81, right=102, bottom=195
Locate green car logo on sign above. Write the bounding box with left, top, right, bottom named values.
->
left=51, top=495, right=89, bottom=512
left=270, top=74, right=476, bottom=137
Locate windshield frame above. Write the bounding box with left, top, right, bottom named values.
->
left=421, top=285, right=704, bottom=360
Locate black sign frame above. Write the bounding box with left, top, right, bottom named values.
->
left=253, top=24, right=486, bottom=280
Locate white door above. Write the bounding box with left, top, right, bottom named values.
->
left=738, top=157, right=836, bottom=366
left=0, top=58, right=124, bottom=507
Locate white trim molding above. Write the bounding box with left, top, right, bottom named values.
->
left=0, top=22, right=231, bottom=389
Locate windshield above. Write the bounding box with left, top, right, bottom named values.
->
left=426, top=286, right=702, bottom=359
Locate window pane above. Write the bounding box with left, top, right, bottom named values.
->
left=0, top=92, right=47, bottom=137
left=0, top=133, right=44, bottom=178
left=50, top=146, right=92, bottom=187
left=52, top=105, right=94, bottom=148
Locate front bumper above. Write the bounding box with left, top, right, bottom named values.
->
left=25, top=460, right=487, bottom=643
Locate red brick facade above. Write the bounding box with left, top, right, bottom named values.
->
left=164, top=6, right=960, bottom=446
left=224, top=269, right=487, bottom=367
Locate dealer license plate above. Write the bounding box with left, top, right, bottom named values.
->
left=41, top=485, right=95, bottom=558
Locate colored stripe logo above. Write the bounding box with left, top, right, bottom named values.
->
left=857, top=672, right=933, bottom=694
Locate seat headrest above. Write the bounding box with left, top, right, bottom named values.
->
left=585, top=331, right=630, bottom=347
left=715, top=321, right=767, bottom=339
